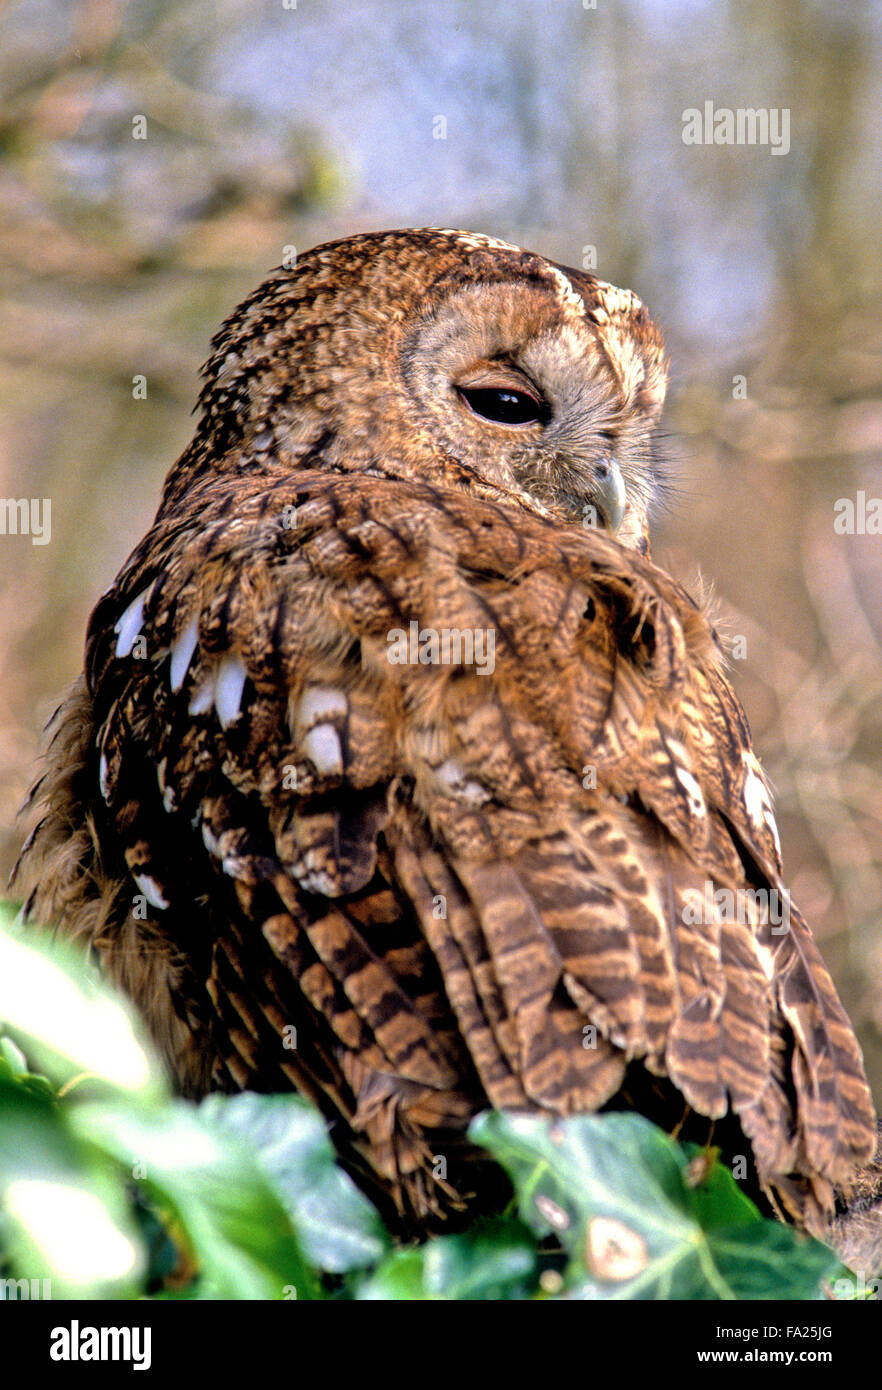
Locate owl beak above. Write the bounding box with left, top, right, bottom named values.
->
left=592, top=456, right=627, bottom=534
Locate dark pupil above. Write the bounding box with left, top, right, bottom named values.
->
left=460, top=387, right=543, bottom=425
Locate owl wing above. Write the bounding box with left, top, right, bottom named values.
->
left=19, top=469, right=875, bottom=1231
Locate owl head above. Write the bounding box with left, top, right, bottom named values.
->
left=182, top=228, right=669, bottom=551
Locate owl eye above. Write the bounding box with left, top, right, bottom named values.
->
left=458, top=385, right=547, bottom=426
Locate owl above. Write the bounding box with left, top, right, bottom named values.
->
left=16, top=228, right=877, bottom=1243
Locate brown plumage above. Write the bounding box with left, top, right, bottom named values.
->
left=825, top=1122, right=882, bottom=1278
left=15, top=228, right=876, bottom=1239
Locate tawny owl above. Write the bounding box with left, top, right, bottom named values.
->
left=16, top=228, right=877, bottom=1241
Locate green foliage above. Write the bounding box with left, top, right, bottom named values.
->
left=472, top=1112, right=844, bottom=1300
left=0, top=907, right=860, bottom=1300
left=357, top=1218, right=537, bottom=1301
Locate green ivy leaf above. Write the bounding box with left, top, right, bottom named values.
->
left=681, top=1145, right=765, bottom=1230
left=0, top=1074, right=144, bottom=1299
left=0, top=911, right=163, bottom=1101
left=357, top=1218, right=538, bottom=1300
left=0, top=1036, right=29, bottom=1076
left=199, top=1092, right=390, bottom=1272
left=0, top=1034, right=54, bottom=1099
left=68, top=1101, right=320, bottom=1300
left=470, top=1111, right=844, bottom=1301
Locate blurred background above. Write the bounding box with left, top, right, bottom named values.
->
left=1, top=0, right=880, bottom=1098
